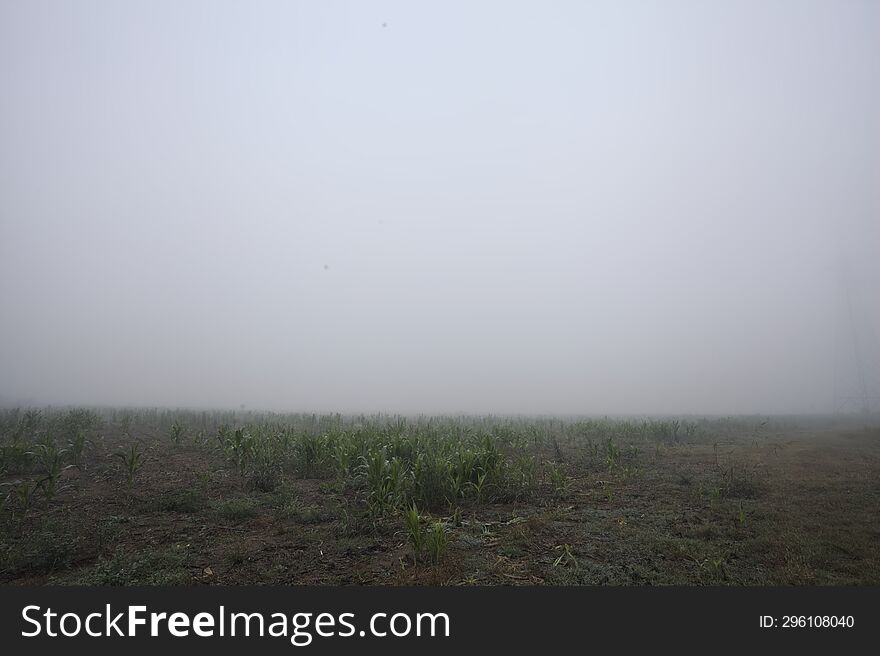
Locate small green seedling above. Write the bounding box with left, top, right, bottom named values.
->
left=28, top=443, right=70, bottom=501
left=116, top=443, right=144, bottom=491
left=404, top=503, right=424, bottom=564
left=553, top=544, right=578, bottom=569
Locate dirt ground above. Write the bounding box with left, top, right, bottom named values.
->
left=2, top=418, right=879, bottom=585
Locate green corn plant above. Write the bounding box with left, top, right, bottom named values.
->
left=116, top=443, right=144, bottom=491
left=363, top=449, right=388, bottom=514
left=411, top=451, right=448, bottom=509
left=223, top=428, right=254, bottom=477
left=28, top=442, right=69, bottom=501
left=386, top=456, right=405, bottom=504
left=584, top=439, right=599, bottom=465
left=296, top=433, right=331, bottom=478
left=23, top=409, right=42, bottom=434
left=510, top=455, right=537, bottom=499
left=703, top=556, right=728, bottom=580
left=12, top=479, right=37, bottom=516
left=404, top=503, right=424, bottom=564
left=216, top=424, right=232, bottom=449
left=603, top=438, right=621, bottom=472
left=477, top=434, right=500, bottom=473
left=446, top=469, right=466, bottom=503
left=425, top=521, right=448, bottom=565
left=169, top=423, right=184, bottom=445
left=548, top=463, right=568, bottom=498
left=468, top=469, right=491, bottom=504
left=625, top=444, right=640, bottom=461
left=362, top=450, right=405, bottom=516
left=331, top=440, right=356, bottom=478
left=621, top=464, right=640, bottom=480
left=247, top=444, right=284, bottom=492
left=67, top=428, right=88, bottom=469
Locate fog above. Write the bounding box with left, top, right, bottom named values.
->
left=1, top=1, right=878, bottom=415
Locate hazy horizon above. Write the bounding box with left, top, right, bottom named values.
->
left=2, top=1, right=879, bottom=415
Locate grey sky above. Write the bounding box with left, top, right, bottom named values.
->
left=1, top=1, right=878, bottom=414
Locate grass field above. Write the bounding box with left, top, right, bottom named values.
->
left=1, top=408, right=878, bottom=585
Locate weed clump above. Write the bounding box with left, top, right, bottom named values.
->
left=216, top=497, right=259, bottom=523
